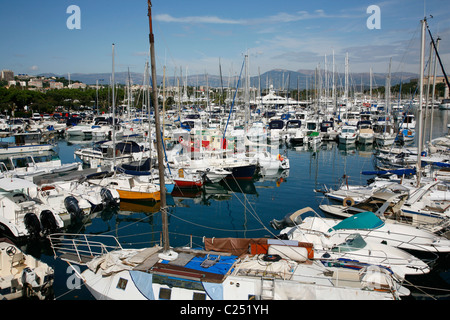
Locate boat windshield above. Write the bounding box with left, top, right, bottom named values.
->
left=331, top=234, right=366, bottom=252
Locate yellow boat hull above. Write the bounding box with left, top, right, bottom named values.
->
left=117, top=189, right=161, bottom=201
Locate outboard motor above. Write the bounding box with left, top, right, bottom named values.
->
left=21, top=267, right=40, bottom=296
left=100, top=188, right=118, bottom=207
left=40, top=210, right=58, bottom=235
left=24, top=213, right=41, bottom=239
left=64, top=196, right=83, bottom=223
left=270, top=212, right=303, bottom=231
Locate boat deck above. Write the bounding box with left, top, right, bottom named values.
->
left=133, top=247, right=236, bottom=284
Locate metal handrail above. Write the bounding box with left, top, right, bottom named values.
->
left=48, top=233, right=123, bottom=264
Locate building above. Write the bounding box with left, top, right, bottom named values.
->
left=50, top=81, right=64, bottom=89
left=28, top=79, right=43, bottom=88
left=68, top=82, right=87, bottom=89
left=1, top=70, right=14, bottom=82
left=424, top=76, right=448, bottom=86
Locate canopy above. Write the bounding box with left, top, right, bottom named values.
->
left=362, top=168, right=416, bottom=176
left=0, top=177, right=37, bottom=191
left=329, top=211, right=384, bottom=232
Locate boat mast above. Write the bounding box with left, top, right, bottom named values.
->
left=429, top=37, right=440, bottom=143
left=147, top=0, right=175, bottom=259
left=417, top=18, right=426, bottom=187
left=112, top=44, right=116, bottom=171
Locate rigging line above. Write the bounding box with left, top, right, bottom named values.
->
left=220, top=174, right=286, bottom=240
left=97, top=211, right=158, bottom=236
left=166, top=209, right=265, bottom=232
left=394, top=22, right=421, bottom=74
left=230, top=174, right=268, bottom=229
left=220, top=175, right=268, bottom=230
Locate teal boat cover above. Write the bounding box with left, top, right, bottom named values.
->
left=329, top=211, right=384, bottom=232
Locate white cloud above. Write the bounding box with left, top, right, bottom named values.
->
left=30, top=65, right=39, bottom=71
left=155, top=14, right=241, bottom=25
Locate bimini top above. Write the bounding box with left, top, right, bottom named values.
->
left=329, top=211, right=385, bottom=232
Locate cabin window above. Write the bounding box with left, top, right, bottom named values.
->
left=159, top=288, right=172, bottom=300
left=116, top=278, right=128, bottom=290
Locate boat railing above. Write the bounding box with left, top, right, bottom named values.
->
left=48, top=233, right=123, bottom=265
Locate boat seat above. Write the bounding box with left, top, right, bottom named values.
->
left=11, top=252, right=25, bottom=268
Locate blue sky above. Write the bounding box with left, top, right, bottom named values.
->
left=1, top=0, right=450, bottom=78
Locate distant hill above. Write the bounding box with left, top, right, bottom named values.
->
left=38, top=69, right=418, bottom=90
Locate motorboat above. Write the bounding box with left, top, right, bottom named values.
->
left=338, top=126, right=357, bottom=145
left=0, top=178, right=64, bottom=241
left=29, top=183, right=95, bottom=226
left=274, top=208, right=430, bottom=278
left=75, top=140, right=145, bottom=168
left=357, top=122, right=374, bottom=145
left=398, top=129, right=415, bottom=144
left=0, top=132, right=56, bottom=155
left=0, top=238, right=54, bottom=300
left=0, top=153, right=81, bottom=179
left=276, top=210, right=450, bottom=253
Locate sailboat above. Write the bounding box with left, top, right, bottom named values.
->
left=48, top=2, right=411, bottom=301
left=85, top=45, right=161, bottom=203
left=374, top=59, right=396, bottom=147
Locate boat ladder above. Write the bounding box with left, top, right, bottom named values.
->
left=260, top=276, right=275, bottom=300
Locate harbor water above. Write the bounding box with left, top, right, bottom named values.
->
left=12, top=108, right=450, bottom=300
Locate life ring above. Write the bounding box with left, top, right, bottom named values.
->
left=262, top=254, right=282, bottom=262
left=179, top=136, right=184, bottom=143
left=343, top=197, right=355, bottom=207
left=277, top=154, right=284, bottom=161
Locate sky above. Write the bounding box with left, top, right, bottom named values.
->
left=1, top=0, right=450, bottom=79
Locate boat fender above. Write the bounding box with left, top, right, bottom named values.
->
left=40, top=210, right=58, bottom=235
left=343, top=197, right=355, bottom=207
left=21, top=267, right=40, bottom=290
left=24, top=213, right=41, bottom=239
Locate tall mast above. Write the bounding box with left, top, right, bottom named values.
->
left=147, top=0, right=174, bottom=258
left=345, top=52, right=349, bottom=102
left=112, top=44, right=116, bottom=170
left=417, top=18, right=426, bottom=187
left=430, top=37, right=440, bottom=143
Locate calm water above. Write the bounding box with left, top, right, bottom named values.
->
left=16, top=109, right=450, bottom=300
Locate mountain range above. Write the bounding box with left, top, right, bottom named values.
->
left=38, top=69, right=418, bottom=90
